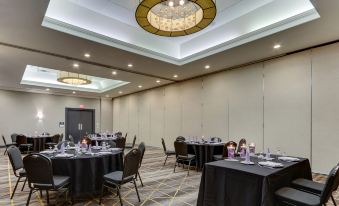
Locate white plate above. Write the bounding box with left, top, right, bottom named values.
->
left=278, top=156, right=300, bottom=162
left=240, top=161, right=255, bottom=165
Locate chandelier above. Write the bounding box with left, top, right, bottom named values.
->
left=135, top=0, right=216, bottom=37
left=57, top=71, right=92, bottom=85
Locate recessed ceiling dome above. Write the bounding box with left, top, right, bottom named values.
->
left=135, top=0, right=217, bottom=37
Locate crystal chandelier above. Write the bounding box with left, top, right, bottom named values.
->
left=57, top=71, right=92, bottom=85
left=136, top=0, right=216, bottom=37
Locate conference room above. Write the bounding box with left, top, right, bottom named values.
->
left=0, top=0, right=338, bottom=205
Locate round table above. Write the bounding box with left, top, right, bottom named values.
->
left=187, top=142, right=224, bottom=170
left=46, top=150, right=123, bottom=198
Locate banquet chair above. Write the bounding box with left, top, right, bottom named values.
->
left=174, top=141, right=197, bottom=175
left=116, top=137, right=126, bottom=152
left=291, top=163, right=339, bottom=206
left=209, top=137, right=222, bottom=143
left=2, top=135, right=17, bottom=155
left=7, top=146, right=27, bottom=199
left=136, top=142, right=145, bottom=187
left=161, top=138, right=176, bottom=166
left=57, top=141, right=75, bottom=149
left=23, top=154, right=72, bottom=206
left=99, top=149, right=142, bottom=206
left=45, top=134, right=61, bottom=149
left=176, top=136, right=186, bottom=142
left=275, top=165, right=339, bottom=206
left=125, top=135, right=136, bottom=149
left=115, top=132, right=122, bottom=137
left=107, top=140, right=116, bottom=148
left=237, top=138, right=247, bottom=154
left=213, top=141, right=237, bottom=161
left=124, top=132, right=128, bottom=139
left=11, top=133, right=18, bottom=144
left=16, top=135, right=32, bottom=154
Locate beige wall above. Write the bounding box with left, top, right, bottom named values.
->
left=0, top=90, right=113, bottom=144
left=113, top=43, right=339, bottom=174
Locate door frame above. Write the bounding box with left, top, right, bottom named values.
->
left=65, top=108, right=95, bottom=141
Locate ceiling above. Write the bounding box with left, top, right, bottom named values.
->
left=43, top=0, right=318, bottom=64
left=0, top=0, right=339, bottom=99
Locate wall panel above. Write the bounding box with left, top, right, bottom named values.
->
left=138, top=92, right=151, bottom=143
left=128, top=95, right=139, bottom=141
left=118, top=96, right=129, bottom=135
left=112, top=98, right=120, bottom=132
left=149, top=88, right=165, bottom=148
left=227, top=64, right=264, bottom=150
left=312, top=44, right=339, bottom=173
left=264, top=52, right=311, bottom=158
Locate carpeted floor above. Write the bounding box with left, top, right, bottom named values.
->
left=0, top=147, right=337, bottom=206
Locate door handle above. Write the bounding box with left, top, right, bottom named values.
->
left=80, top=123, right=83, bottom=130
left=78, top=124, right=80, bottom=130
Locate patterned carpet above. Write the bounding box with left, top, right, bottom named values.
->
left=0, top=147, right=337, bottom=206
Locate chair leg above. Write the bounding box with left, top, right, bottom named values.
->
left=26, top=188, right=33, bottom=206
left=99, top=184, right=104, bottom=205
left=331, top=195, right=337, bottom=206
left=4, top=147, right=8, bottom=155
left=137, top=171, right=144, bottom=187
left=133, top=179, right=141, bottom=202
left=11, top=176, right=21, bottom=199
left=21, top=177, right=27, bottom=191
left=163, top=155, right=168, bottom=166
left=117, top=186, right=123, bottom=206
left=174, top=158, right=178, bottom=172
left=46, top=190, right=50, bottom=204
left=188, top=160, right=191, bottom=175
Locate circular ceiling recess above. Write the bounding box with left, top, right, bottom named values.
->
left=136, top=0, right=217, bottom=37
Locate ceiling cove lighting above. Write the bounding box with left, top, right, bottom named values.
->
left=136, top=0, right=216, bottom=37
left=57, top=71, right=92, bottom=85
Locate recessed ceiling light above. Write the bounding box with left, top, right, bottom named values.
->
left=205, top=65, right=210, bottom=69
left=72, top=91, right=76, bottom=94
left=45, top=88, right=50, bottom=91
left=179, top=0, right=185, bottom=6
left=73, top=63, right=79, bottom=68
left=156, top=80, right=161, bottom=83
left=112, top=71, right=117, bottom=75
left=84, top=53, right=91, bottom=58
left=273, top=44, right=281, bottom=49
left=105, top=95, right=110, bottom=98
left=173, top=74, right=178, bottom=78
left=168, top=1, right=174, bottom=7
left=127, top=63, right=133, bottom=68
left=119, top=91, right=123, bottom=94
left=138, top=85, right=143, bottom=88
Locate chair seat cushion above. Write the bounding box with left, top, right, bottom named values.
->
left=19, top=169, right=26, bottom=177
left=166, top=150, right=176, bottom=155
left=178, top=154, right=195, bottom=160
left=275, top=187, right=321, bottom=206
left=104, top=171, right=134, bottom=184
left=34, top=175, right=70, bottom=189
left=213, top=155, right=223, bottom=161
left=292, top=178, right=324, bottom=195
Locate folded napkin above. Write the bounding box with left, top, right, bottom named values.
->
left=258, top=161, right=284, bottom=168
left=92, top=146, right=102, bottom=150
left=40, top=150, right=54, bottom=154
left=55, top=153, right=74, bottom=158
left=98, top=151, right=112, bottom=155
left=278, top=156, right=300, bottom=162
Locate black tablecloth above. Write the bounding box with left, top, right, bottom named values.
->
left=50, top=151, right=123, bottom=198
left=197, top=156, right=312, bottom=206
left=27, top=136, right=50, bottom=152
left=187, top=143, right=223, bottom=170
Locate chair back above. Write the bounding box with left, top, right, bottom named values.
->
left=60, top=133, right=64, bottom=142
left=116, top=137, right=126, bottom=149
left=51, top=134, right=61, bottom=144
left=16, top=135, right=27, bottom=145
left=41, top=132, right=50, bottom=136
left=23, top=154, right=54, bottom=188
left=115, top=132, right=122, bottom=137
left=161, top=138, right=167, bottom=153
left=319, top=165, right=339, bottom=203
left=237, top=138, right=247, bottom=153
left=122, top=149, right=141, bottom=179
left=57, top=141, right=75, bottom=149
left=138, top=142, right=146, bottom=167
left=132, top=135, right=137, bottom=148
left=174, top=141, right=188, bottom=157
left=124, top=132, right=128, bottom=139
left=107, top=140, right=116, bottom=148
left=176, top=136, right=186, bottom=142
left=2, top=135, right=8, bottom=146
left=222, top=141, right=237, bottom=158
left=210, top=137, right=222, bottom=143
left=7, top=146, right=24, bottom=173
left=11, top=133, right=18, bottom=143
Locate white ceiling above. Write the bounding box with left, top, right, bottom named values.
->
left=43, top=0, right=319, bottom=65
